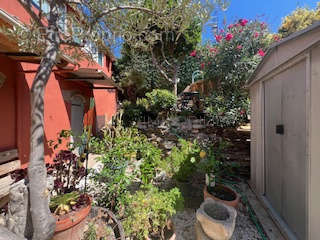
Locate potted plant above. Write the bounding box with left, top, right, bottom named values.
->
left=47, top=149, right=91, bottom=240
left=200, top=147, right=240, bottom=208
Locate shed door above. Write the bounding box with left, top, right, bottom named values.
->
left=264, top=60, right=306, bottom=240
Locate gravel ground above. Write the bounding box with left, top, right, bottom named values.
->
left=172, top=205, right=263, bottom=240
left=170, top=179, right=264, bottom=240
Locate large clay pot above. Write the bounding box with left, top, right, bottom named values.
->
left=52, top=200, right=92, bottom=240
left=203, top=184, right=240, bottom=208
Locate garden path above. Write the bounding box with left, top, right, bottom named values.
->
left=141, top=122, right=266, bottom=239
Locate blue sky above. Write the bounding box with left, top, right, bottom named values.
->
left=202, top=0, right=319, bottom=43
left=114, top=0, right=319, bottom=57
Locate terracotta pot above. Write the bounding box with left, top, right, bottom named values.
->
left=203, top=184, right=240, bottom=208
left=52, top=199, right=92, bottom=240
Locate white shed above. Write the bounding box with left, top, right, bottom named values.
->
left=247, top=22, right=320, bottom=240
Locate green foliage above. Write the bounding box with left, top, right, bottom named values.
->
left=201, top=20, right=272, bottom=93
left=91, top=124, right=163, bottom=209
left=177, top=55, right=201, bottom=93
left=196, top=19, right=274, bottom=128
left=113, top=14, right=207, bottom=96
left=139, top=143, right=163, bottom=184
left=145, top=89, right=177, bottom=113
left=122, top=185, right=184, bottom=239
left=83, top=223, right=97, bottom=240
left=205, top=92, right=250, bottom=128
left=113, top=48, right=169, bottom=96
left=49, top=192, right=79, bottom=213
left=279, top=3, right=320, bottom=38
left=121, top=100, right=148, bottom=126
left=160, top=139, right=202, bottom=181
left=121, top=89, right=177, bottom=126
left=200, top=140, right=240, bottom=181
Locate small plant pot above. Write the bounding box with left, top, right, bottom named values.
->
left=203, top=184, right=239, bottom=208
left=52, top=199, right=92, bottom=240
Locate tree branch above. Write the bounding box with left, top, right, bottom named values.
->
left=18, top=0, right=44, bottom=28
left=90, top=5, right=157, bottom=29
left=100, top=6, right=155, bottom=18
left=151, top=49, right=172, bottom=83
left=60, top=39, right=84, bottom=47
left=160, top=40, right=173, bottom=67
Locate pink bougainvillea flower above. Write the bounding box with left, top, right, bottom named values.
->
left=225, top=33, right=233, bottom=41
left=240, top=109, right=246, bottom=115
left=220, top=29, right=225, bottom=33
left=273, top=35, right=280, bottom=42
left=200, top=63, right=205, bottom=69
left=215, top=34, right=223, bottom=42
left=240, top=19, right=248, bottom=26
left=236, top=45, right=242, bottom=50
left=209, top=47, right=217, bottom=53
left=258, top=49, right=265, bottom=57
left=254, top=32, right=259, bottom=38
left=260, top=22, right=266, bottom=29
left=236, top=23, right=241, bottom=27
left=239, top=29, right=243, bottom=33
left=228, top=24, right=234, bottom=29
left=190, top=50, right=197, bottom=57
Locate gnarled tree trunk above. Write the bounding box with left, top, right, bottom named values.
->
left=28, top=27, right=59, bottom=240
left=0, top=226, right=26, bottom=240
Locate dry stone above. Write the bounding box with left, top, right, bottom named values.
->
left=6, top=180, right=31, bottom=239
left=196, top=198, right=237, bottom=240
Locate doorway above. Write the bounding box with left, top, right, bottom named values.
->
left=264, top=60, right=307, bottom=240
left=71, top=95, right=85, bottom=140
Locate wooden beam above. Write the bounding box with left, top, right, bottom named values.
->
left=0, top=175, right=14, bottom=199
left=0, top=160, right=20, bottom=176
left=0, top=195, right=9, bottom=208
left=0, top=149, right=18, bottom=164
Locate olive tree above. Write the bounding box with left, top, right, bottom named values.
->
left=1, top=0, right=216, bottom=239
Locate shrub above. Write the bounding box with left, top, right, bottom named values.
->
left=191, top=19, right=275, bottom=128
left=138, top=142, right=162, bottom=184
left=160, top=139, right=202, bottom=181
left=91, top=125, right=163, bottom=209
left=46, top=131, right=91, bottom=215
left=205, top=92, right=250, bottom=128
left=145, top=89, right=177, bottom=114
left=122, top=185, right=184, bottom=239
left=47, top=150, right=86, bottom=195
left=121, top=100, right=147, bottom=127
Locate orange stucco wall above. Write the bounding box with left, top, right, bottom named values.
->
left=93, top=88, right=117, bottom=128
left=0, top=55, right=17, bottom=152
left=0, top=1, right=117, bottom=167
left=13, top=61, right=117, bottom=168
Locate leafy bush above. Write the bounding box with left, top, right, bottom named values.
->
left=121, top=100, right=147, bottom=127
left=138, top=142, right=162, bottom=184
left=122, top=185, right=184, bottom=239
left=46, top=131, right=91, bottom=215
left=160, top=139, right=202, bottom=181
left=145, top=89, right=177, bottom=114
left=205, top=92, right=250, bottom=128
left=121, top=89, right=177, bottom=126
left=278, top=3, right=320, bottom=38
left=47, top=150, right=86, bottom=195
left=91, top=125, right=163, bottom=209
left=190, top=19, right=275, bottom=128
left=199, top=140, right=240, bottom=182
